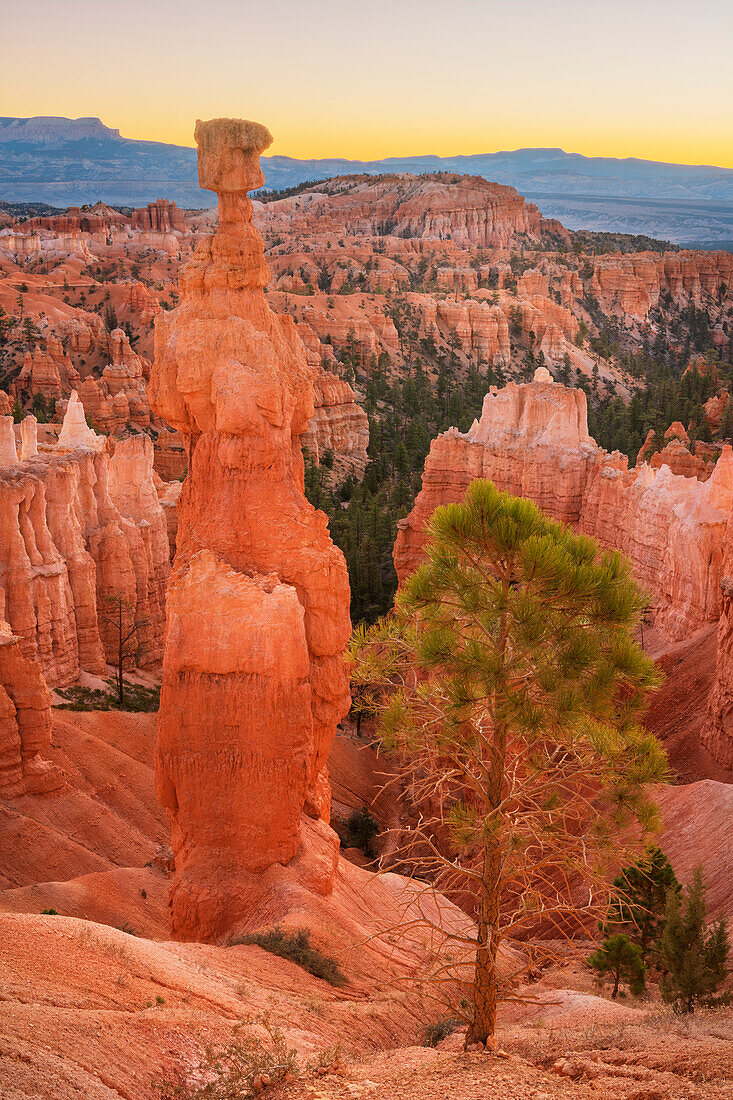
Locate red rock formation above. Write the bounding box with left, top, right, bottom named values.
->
left=130, top=199, right=186, bottom=233
left=0, top=404, right=169, bottom=688
left=705, top=390, right=729, bottom=432
left=517, top=268, right=550, bottom=297
left=259, top=173, right=569, bottom=249
left=153, top=427, right=187, bottom=481
left=151, top=117, right=352, bottom=942
left=78, top=329, right=151, bottom=434
left=498, top=293, right=579, bottom=361
left=637, top=423, right=720, bottom=481
left=437, top=266, right=479, bottom=293
left=0, top=617, right=61, bottom=797
left=15, top=335, right=80, bottom=400
left=703, top=511, right=733, bottom=768
left=395, top=368, right=733, bottom=643
left=303, top=369, right=369, bottom=475
left=591, top=251, right=733, bottom=320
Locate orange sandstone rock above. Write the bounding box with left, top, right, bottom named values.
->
left=303, top=368, right=369, bottom=475
left=0, top=405, right=169, bottom=687
left=0, top=617, right=61, bottom=797
left=151, top=118, right=351, bottom=942
left=395, top=369, right=733, bottom=644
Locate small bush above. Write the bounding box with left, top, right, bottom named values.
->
left=41, top=908, right=59, bottom=915
left=231, top=927, right=346, bottom=987
left=56, top=678, right=160, bottom=713
left=343, top=806, right=379, bottom=858
left=158, top=1015, right=297, bottom=1099
left=423, top=1017, right=461, bottom=1047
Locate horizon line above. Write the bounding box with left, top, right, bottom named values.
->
left=3, top=115, right=731, bottom=175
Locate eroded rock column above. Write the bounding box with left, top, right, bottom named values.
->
left=150, top=118, right=351, bottom=942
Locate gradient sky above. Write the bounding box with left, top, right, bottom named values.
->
left=1, top=0, right=731, bottom=167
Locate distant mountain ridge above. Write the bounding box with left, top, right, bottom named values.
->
left=1, top=115, right=732, bottom=243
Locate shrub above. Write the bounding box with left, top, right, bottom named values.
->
left=55, top=678, right=160, bottom=713
left=603, top=846, right=680, bottom=965
left=423, top=1017, right=461, bottom=1047
left=231, top=928, right=346, bottom=987
left=342, top=806, right=379, bottom=857
left=158, top=1017, right=297, bottom=1099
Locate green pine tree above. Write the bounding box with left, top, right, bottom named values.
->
left=658, top=867, right=730, bottom=1013
left=351, top=479, right=667, bottom=1046
left=603, top=846, right=680, bottom=964
left=588, top=933, right=646, bottom=999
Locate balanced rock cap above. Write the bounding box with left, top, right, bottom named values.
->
left=194, top=117, right=273, bottom=194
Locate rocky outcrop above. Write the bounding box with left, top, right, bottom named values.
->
left=703, top=558, right=733, bottom=767
left=259, top=173, right=569, bottom=249
left=15, top=335, right=80, bottom=400
left=153, top=427, right=187, bottom=481
left=303, top=369, right=369, bottom=475
left=151, top=117, right=352, bottom=942
left=591, top=251, right=733, bottom=320
left=0, top=617, right=61, bottom=797
left=636, top=423, right=719, bottom=481
left=130, top=199, right=186, bottom=233
left=78, top=329, right=151, bottom=434
left=395, top=368, right=733, bottom=643
left=0, top=403, right=169, bottom=688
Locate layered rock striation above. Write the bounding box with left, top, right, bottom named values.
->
left=395, top=368, right=733, bottom=645
left=303, top=369, right=369, bottom=475
left=0, top=403, right=169, bottom=688
left=703, top=520, right=733, bottom=768
left=0, top=616, right=61, bottom=797
left=150, top=118, right=352, bottom=942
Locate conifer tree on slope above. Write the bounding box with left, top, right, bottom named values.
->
left=659, top=867, right=730, bottom=1013
left=588, top=934, right=646, bottom=999
left=604, top=846, right=680, bottom=965
left=351, top=479, right=667, bottom=1047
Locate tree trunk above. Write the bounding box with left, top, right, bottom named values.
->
left=466, top=843, right=501, bottom=1046
left=612, top=969, right=619, bottom=999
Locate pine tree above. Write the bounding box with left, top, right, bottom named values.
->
left=603, top=846, right=680, bottom=964
left=351, top=479, right=667, bottom=1046
left=658, top=867, right=730, bottom=1013
left=588, top=933, right=646, bottom=998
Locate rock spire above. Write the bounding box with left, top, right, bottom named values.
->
left=150, top=118, right=352, bottom=941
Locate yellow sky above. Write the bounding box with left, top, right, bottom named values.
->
left=1, top=0, right=731, bottom=168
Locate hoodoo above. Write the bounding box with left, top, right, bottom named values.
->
left=150, top=119, right=352, bottom=942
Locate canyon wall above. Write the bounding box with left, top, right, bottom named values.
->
left=703, top=518, right=733, bottom=768
left=395, top=367, right=733, bottom=646
left=150, top=118, right=352, bottom=942
left=0, top=616, right=60, bottom=797
left=0, top=403, right=169, bottom=688
left=591, top=251, right=733, bottom=320
left=302, top=370, right=370, bottom=475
